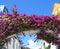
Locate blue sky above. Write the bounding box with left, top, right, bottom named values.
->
left=18, top=33, right=41, bottom=49
left=0, top=0, right=60, bottom=15
left=0, top=0, right=60, bottom=49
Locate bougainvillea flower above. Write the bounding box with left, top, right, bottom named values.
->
left=0, top=6, right=60, bottom=46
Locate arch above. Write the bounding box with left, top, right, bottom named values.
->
left=0, top=13, right=60, bottom=46
left=0, top=3, right=60, bottom=48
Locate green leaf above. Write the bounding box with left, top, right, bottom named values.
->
left=45, top=45, right=50, bottom=49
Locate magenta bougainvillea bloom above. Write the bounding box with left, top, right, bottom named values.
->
left=0, top=6, right=60, bottom=46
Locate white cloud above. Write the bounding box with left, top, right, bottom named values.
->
left=28, top=39, right=34, bottom=46
left=27, top=39, right=57, bottom=49
left=27, top=39, right=40, bottom=49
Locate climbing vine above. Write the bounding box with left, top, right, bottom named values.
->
left=0, top=5, right=60, bottom=46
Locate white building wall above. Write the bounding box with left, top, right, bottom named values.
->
left=50, top=43, right=58, bottom=49
left=0, top=5, right=5, bottom=12
left=0, top=5, right=8, bottom=13
left=40, top=40, right=58, bottom=49
left=3, top=35, right=21, bottom=49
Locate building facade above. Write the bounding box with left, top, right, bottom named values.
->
left=3, top=35, right=21, bottom=49
left=39, top=40, right=58, bottom=49
left=52, top=2, right=60, bottom=16
left=0, top=5, right=8, bottom=13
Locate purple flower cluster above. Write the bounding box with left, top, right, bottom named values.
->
left=0, top=6, right=60, bottom=45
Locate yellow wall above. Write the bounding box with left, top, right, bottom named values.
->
left=52, top=2, right=60, bottom=16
